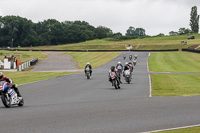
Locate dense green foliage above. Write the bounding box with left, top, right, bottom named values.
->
left=126, top=26, right=146, bottom=37
left=0, top=15, right=113, bottom=47
left=190, top=6, right=199, bottom=33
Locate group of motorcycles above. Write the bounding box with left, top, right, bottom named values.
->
left=109, top=53, right=138, bottom=89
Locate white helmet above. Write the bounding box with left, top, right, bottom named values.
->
left=118, top=61, right=121, bottom=64
left=87, top=62, right=90, bottom=65
left=125, top=62, right=128, bottom=65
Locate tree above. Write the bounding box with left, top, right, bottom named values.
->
left=94, top=26, right=113, bottom=39
left=169, top=31, right=179, bottom=36
left=190, top=6, right=199, bottom=33
left=178, top=27, right=192, bottom=35
left=156, top=33, right=165, bottom=37
left=126, top=26, right=146, bottom=37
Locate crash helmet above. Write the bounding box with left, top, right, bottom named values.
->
left=87, top=62, right=90, bottom=65
left=125, top=62, right=128, bottom=65
left=118, top=61, right=121, bottom=64
left=111, top=66, right=115, bottom=71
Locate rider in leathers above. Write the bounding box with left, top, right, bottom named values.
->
left=116, top=62, right=123, bottom=83
left=0, top=72, right=22, bottom=97
left=108, top=66, right=120, bottom=87
left=84, top=62, right=92, bottom=76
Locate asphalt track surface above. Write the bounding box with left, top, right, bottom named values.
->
left=1, top=52, right=200, bottom=133
left=31, top=52, right=79, bottom=72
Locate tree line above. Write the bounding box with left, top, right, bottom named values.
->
left=0, top=16, right=115, bottom=47
left=0, top=15, right=146, bottom=48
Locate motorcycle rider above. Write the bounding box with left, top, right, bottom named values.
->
left=108, top=66, right=120, bottom=87
left=0, top=72, right=22, bottom=97
left=116, top=61, right=123, bottom=83
left=129, top=54, right=132, bottom=60
left=84, top=62, right=92, bottom=76
left=134, top=54, right=138, bottom=59
left=123, top=62, right=130, bottom=76
left=123, top=53, right=126, bottom=60
left=128, top=62, right=134, bottom=72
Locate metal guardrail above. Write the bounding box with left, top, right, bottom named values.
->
left=17, top=58, right=38, bottom=71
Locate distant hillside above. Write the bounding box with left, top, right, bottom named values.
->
left=13, top=34, right=200, bottom=51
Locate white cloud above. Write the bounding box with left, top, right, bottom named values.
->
left=0, top=0, right=200, bottom=35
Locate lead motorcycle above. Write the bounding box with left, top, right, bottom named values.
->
left=124, top=70, right=132, bottom=84
left=0, top=81, right=24, bottom=108
left=85, top=67, right=91, bottom=79
left=109, top=72, right=120, bottom=89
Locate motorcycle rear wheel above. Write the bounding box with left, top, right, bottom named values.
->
left=18, top=98, right=24, bottom=106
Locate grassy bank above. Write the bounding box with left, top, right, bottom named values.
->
left=2, top=71, right=73, bottom=85
left=66, top=52, right=121, bottom=69
left=13, top=34, right=200, bottom=50
left=149, top=51, right=200, bottom=73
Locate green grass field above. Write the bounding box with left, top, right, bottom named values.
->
left=0, top=50, right=47, bottom=63
left=14, top=34, right=200, bottom=50
left=149, top=52, right=200, bottom=96
left=149, top=51, right=200, bottom=73
left=151, top=74, right=200, bottom=96
left=66, top=52, right=121, bottom=69
left=2, top=71, right=73, bottom=85
left=155, top=126, right=200, bottom=133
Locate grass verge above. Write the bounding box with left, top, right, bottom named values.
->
left=155, top=126, right=200, bottom=133
left=0, top=50, right=46, bottom=62
left=149, top=51, right=200, bottom=73
left=66, top=52, right=121, bottom=69
left=2, top=71, right=74, bottom=85
left=151, top=74, right=200, bottom=96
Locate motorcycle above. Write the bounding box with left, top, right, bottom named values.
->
left=128, top=62, right=134, bottom=72
left=109, top=72, right=120, bottom=89
left=133, top=59, right=137, bottom=66
left=129, top=55, right=132, bottom=60
left=124, top=70, right=131, bottom=84
left=85, top=67, right=91, bottom=79
left=123, top=55, right=126, bottom=60
left=0, top=81, right=24, bottom=108
left=116, top=65, right=123, bottom=83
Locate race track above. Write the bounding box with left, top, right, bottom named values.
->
left=0, top=52, right=200, bottom=133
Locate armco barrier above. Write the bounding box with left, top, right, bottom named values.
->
left=182, top=49, right=200, bottom=53
left=18, top=58, right=38, bottom=71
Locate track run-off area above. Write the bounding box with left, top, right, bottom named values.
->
left=0, top=52, right=200, bottom=133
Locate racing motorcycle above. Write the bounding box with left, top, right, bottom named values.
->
left=124, top=70, right=131, bottom=84
left=109, top=72, right=120, bottom=89
left=116, top=65, right=123, bottom=83
left=0, top=81, right=24, bottom=108
left=85, top=67, right=91, bottom=79
left=133, top=58, right=137, bottom=66
left=129, top=54, right=132, bottom=60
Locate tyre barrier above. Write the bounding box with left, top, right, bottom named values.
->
left=17, top=58, right=38, bottom=71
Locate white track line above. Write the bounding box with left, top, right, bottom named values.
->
left=147, top=53, right=152, bottom=97
left=142, top=124, right=200, bottom=133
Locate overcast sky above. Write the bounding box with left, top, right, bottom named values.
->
left=0, top=0, right=200, bottom=35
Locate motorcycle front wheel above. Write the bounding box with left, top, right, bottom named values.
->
left=1, top=94, right=11, bottom=108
